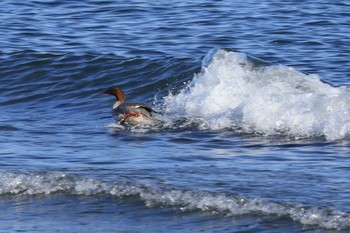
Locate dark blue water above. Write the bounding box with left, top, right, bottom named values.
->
left=1, top=1, right=350, bottom=232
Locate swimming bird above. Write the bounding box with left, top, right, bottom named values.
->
left=102, top=86, right=157, bottom=126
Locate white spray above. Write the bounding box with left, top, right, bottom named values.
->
left=164, top=49, right=350, bottom=140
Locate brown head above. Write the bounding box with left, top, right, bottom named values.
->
left=102, top=86, right=127, bottom=104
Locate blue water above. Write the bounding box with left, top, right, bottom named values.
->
left=1, top=1, right=350, bottom=232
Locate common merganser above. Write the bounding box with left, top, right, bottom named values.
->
left=102, top=86, right=157, bottom=126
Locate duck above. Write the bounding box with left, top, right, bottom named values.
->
left=102, top=86, right=158, bottom=126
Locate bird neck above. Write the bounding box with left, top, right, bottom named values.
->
left=113, top=100, right=122, bottom=110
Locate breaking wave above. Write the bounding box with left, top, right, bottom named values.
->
left=1, top=171, right=349, bottom=230
left=163, top=49, right=350, bottom=140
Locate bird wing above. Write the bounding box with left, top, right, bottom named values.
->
left=123, top=103, right=157, bottom=116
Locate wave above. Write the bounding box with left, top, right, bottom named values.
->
left=0, top=171, right=348, bottom=230
left=0, top=50, right=196, bottom=106
left=163, top=49, right=350, bottom=140
left=4, top=49, right=350, bottom=140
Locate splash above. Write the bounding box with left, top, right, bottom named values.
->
left=163, top=49, right=350, bottom=140
left=0, top=171, right=349, bottom=230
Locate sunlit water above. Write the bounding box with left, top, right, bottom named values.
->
left=1, top=1, right=350, bottom=232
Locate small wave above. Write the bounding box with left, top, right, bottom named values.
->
left=0, top=171, right=349, bottom=230
left=0, top=125, right=19, bottom=131
left=163, top=49, right=350, bottom=140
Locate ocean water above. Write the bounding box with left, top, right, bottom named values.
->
left=1, top=1, right=350, bottom=232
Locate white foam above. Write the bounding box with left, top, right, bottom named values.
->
left=163, top=49, right=350, bottom=140
left=1, top=171, right=349, bottom=230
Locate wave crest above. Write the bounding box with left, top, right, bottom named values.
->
left=163, top=49, right=350, bottom=140
left=1, top=171, right=349, bottom=230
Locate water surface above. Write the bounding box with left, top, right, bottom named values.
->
left=1, top=1, right=350, bottom=232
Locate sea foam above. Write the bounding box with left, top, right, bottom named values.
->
left=163, top=49, right=350, bottom=140
left=0, top=171, right=349, bottom=230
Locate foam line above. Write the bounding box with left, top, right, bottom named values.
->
left=1, top=171, right=349, bottom=230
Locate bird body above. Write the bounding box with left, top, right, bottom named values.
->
left=102, top=86, right=157, bottom=126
